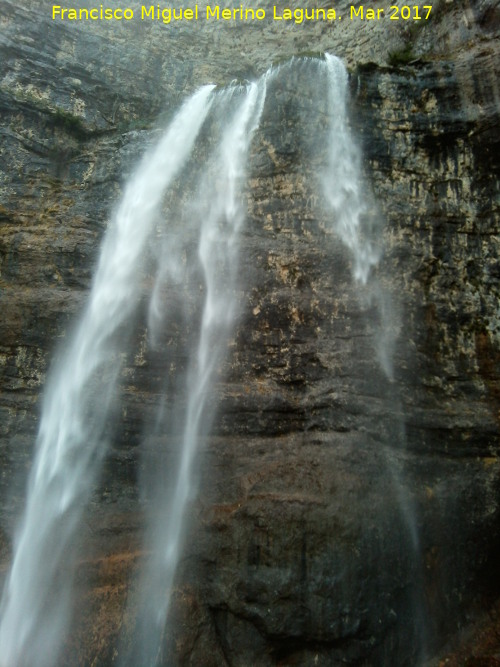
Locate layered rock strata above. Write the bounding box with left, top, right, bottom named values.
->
left=0, top=0, right=499, bottom=664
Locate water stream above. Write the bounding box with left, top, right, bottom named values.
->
left=122, top=77, right=268, bottom=666
left=0, top=55, right=424, bottom=666
left=0, top=85, right=215, bottom=667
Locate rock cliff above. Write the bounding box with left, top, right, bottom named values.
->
left=0, top=0, right=499, bottom=665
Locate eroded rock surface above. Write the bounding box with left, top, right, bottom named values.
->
left=0, top=0, right=499, bottom=664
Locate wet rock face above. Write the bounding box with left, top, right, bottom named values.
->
left=352, top=49, right=500, bottom=659
left=1, top=0, right=500, bottom=665
left=356, top=52, right=500, bottom=458
left=168, top=58, right=499, bottom=666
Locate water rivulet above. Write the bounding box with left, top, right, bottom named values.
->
left=0, top=56, right=423, bottom=666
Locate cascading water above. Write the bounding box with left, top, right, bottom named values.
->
left=122, top=77, right=268, bottom=666
left=0, top=54, right=425, bottom=666
left=0, top=85, right=215, bottom=667
left=322, top=53, right=380, bottom=286
left=322, top=54, right=428, bottom=663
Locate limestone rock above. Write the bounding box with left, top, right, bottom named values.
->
left=0, top=0, right=499, bottom=664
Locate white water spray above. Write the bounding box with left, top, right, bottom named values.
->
left=322, top=53, right=380, bottom=285
left=124, top=76, right=268, bottom=667
left=322, top=54, right=398, bottom=381
left=321, top=55, right=427, bottom=661
left=0, top=54, right=426, bottom=667
left=0, top=85, right=215, bottom=667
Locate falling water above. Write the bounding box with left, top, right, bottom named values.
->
left=321, top=54, right=400, bottom=383
left=322, top=53, right=380, bottom=286
left=320, top=54, right=399, bottom=377
left=123, top=77, right=268, bottom=666
left=0, top=54, right=426, bottom=667
left=322, top=55, right=428, bottom=662
left=0, top=85, right=215, bottom=667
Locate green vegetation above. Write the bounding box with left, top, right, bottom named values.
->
left=388, top=45, right=415, bottom=67
left=51, top=109, right=89, bottom=139
left=116, top=117, right=153, bottom=133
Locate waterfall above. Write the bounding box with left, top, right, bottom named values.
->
left=323, top=54, right=427, bottom=662
left=0, top=54, right=423, bottom=666
left=322, top=53, right=380, bottom=286
left=322, top=53, right=399, bottom=383
left=122, top=77, right=268, bottom=666
left=0, top=85, right=215, bottom=667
